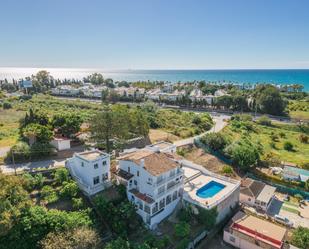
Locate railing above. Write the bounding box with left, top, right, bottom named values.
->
left=154, top=170, right=184, bottom=187
left=155, top=180, right=183, bottom=198
left=181, top=159, right=241, bottom=209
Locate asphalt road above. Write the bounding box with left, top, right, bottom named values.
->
left=0, top=158, right=66, bottom=175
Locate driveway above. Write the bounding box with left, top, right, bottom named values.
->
left=267, top=197, right=309, bottom=228
left=174, top=114, right=229, bottom=147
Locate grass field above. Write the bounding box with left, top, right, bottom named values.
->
left=221, top=120, right=309, bottom=166
left=0, top=109, right=25, bottom=148
left=288, top=100, right=309, bottom=121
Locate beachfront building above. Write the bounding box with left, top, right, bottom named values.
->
left=51, top=85, right=80, bottom=96
left=66, top=150, right=111, bottom=196
left=114, top=148, right=184, bottom=229
left=182, top=161, right=240, bottom=223
left=223, top=211, right=287, bottom=249
left=239, top=178, right=276, bottom=212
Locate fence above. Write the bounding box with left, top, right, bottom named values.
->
left=194, top=137, right=232, bottom=165
left=247, top=173, right=309, bottom=199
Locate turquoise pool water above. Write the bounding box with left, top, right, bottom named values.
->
left=196, top=181, right=225, bottom=198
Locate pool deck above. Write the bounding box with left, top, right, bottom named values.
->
left=183, top=166, right=238, bottom=209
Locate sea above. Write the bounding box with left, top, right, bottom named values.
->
left=0, top=68, right=309, bottom=91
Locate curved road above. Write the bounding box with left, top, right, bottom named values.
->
left=173, top=114, right=229, bottom=147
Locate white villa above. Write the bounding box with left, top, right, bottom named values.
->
left=66, top=150, right=111, bottom=196
left=114, top=148, right=184, bottom=229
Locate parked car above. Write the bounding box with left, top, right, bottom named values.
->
left=274, top=215, right=293, bottom=227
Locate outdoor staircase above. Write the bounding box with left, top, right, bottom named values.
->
left=184, top=171, right=202, bottom=184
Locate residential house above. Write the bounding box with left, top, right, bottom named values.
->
left=66, top=150, right=111, bottom=196
left=282, top=165, right=309, bottom=183
left=239, top=178, right=276, bottom=212
left=114, top=148, right=184, bottom=229
left=224, top=211, right=287, bottom=249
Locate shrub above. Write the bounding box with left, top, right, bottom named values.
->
left=257, top=115, right=272, bottom=126
left=269, top=141, right=277, bottom=149
left=279, top=132, right=286, bottom=138
left=6, top=142, right=31, bottom=162
left=222, top=165, right=233, bottom=175
left=201, top=132, right=227, bottom=151
left=299, top=134, right=309, bottom=143
left=283, top=141, right=294, bottom=151
left=53, top=168, right=70, bottom=184
left=23, top=173, right=45, bottom=191
left=41, top=185, right=58, bottom=203
left=3, top=101, right=12, bottom=109
left=60, top=181, right=79, bottom=198
left=291, top=226, right=309, bottom=249
left=72, top=198, right=84, bottom=210
left=174, top=222, right=190, bottom=238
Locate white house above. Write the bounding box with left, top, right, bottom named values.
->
left=239, top=178, right=276, bottom=212
left=114, top=148, right=184, bottom=229
left=50, top=136, right=71, bottom=151
left=66, top=150, right=111, bottom=196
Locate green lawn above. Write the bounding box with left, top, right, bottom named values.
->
left=221, top=121, right=309, bottom=166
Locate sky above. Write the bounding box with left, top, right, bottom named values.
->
left=0, top=0, right=309, bottom=69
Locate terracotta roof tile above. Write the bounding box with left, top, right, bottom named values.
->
left=118, top=149, right=180, bottom=176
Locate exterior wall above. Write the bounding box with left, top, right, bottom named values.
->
left=223, top=231, right=262, bottom=249
left=118, top=158, right=184, bottom=229
left=50, top=139, right=71, bottom=151
left=239, top=193, right=256, bottom=207
left=216, top=185, right=240, bottom=223
left=66, top=152, right=111, bottom=196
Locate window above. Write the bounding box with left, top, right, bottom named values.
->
left=134, top=180, right=137, bottom=185
left=93, top=176, right=100, bottom=185
left=137, top=171, right=139, bottom=177
left=172, top=190, right=178, bottom=200
left=81, top=162, right=84, bottom=167
left=94, top=163, right=98, bottom=169
left=152, top=203, right=158, bottom=214
left=158, top=186, right=165, bottom=195
left=144, top=205, right=150, bottom=214
left=147, top=178, right=153, bottom=185
left=128, top=166, right=130, bottom=173
left=102, top=161, right=107, bottom=166
left=102, top=173, right=108, bottom=181
left=166, top=195, right=172, bottom=205
left=229, top=236, right=235, bottom=243
left=159, top=198, right=165, bottom=210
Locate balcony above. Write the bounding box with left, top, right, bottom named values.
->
left=155, top=180, right=182, bottom=198
left=154, top=170, right=183, bottom=187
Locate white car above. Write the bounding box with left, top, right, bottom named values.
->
left=274, top=214, right=294, bottom=227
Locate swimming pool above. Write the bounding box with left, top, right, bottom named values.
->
left=196, top=181, right=225, bottom=198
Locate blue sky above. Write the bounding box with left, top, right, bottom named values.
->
left=0, top=0, right=309, bottom=69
